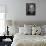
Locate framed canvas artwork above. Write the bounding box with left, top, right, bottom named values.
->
left=26, top=3, right=36, bottom=16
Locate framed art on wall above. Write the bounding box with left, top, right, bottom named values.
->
left=26, top=3, right=36, bottom=16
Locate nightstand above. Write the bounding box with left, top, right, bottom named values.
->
left=0, top=36, right=13, bottom=46
left=3, top=41, right=12, bottom=46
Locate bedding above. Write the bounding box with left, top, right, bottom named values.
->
left=24, top=27, right=32, bottom=35
left=41, top=25, right=46, bottom=35
left=42, top=25, right=46, bottom=34
left=32, top=26, right=41, bottom=35
left=11, top=33, right=46, bottom=46
left=24, top=24, right=32, bottom=35
left=19, top=27, right=25, bottom=34
left=24, top=24, right=32, bottom=28
left=9, top=26, right=19, bottom=36
left=19, top=27, right=32, bottom=35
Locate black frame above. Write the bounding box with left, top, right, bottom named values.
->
left=26, top=3, right=36, bottom=16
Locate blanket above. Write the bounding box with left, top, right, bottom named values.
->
left=11, top=33, right=46, bottom=46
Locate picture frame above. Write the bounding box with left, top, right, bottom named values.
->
left=26, top=3, right=36, bottom=16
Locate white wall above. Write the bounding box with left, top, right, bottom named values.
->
left=0, top=0, right=46, bottom=22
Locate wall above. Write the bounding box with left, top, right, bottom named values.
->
left=0, top=0, right=46, bottom=22
left=14, top=0, right=46, bottom=22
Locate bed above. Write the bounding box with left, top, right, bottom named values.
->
left=11, top=33, right=46, bottom=46
left=11, top=21, right=46, bottom=46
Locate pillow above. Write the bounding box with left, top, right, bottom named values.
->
left=24, top=27, right=32, bottom=35
left=19, top=27, right=25, bottom=34
left=42, top=25, right=46, bottom=28
left=24, top=24, right=32, bottom=29
left=32, top=26, right=41, bottom=35
left=41, top=25, right=45, bottom=35
left=42, top=25, right=46, bottom=33
left=8, top=26, right=19, bottom=36
left=19, top=27, right=32, bottom=35
left=42, top=25, right=46, bottom=35
left=24, top=24, right=32, bottom=35
left=32, top=27, right=36, bottom=35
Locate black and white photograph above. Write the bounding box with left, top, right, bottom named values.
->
left=26, top=3, right=36, bottom=15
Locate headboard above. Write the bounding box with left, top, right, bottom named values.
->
left=6, top=20, right=46, bottom=27
left=15, top=21, right=46, bottom=27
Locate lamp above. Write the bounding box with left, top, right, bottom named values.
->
left=5, top=20, right=12, bottom=36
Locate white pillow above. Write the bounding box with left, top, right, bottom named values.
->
left=24, top=24, right=32, bottom=35
left=24, top=24, right=32, bottom=29
left=19, top=27, right=25, bottom=34
left=42, top=25, right=46, bottom=28
left=8, top=26, right=19, bottom=36
left=42, top=25, right=46, bottom=33
left=24, top=27, right=32, bottom=35
left=19, top=27, right=32, bottom=35
left=41, top=25, right=45, bottom=35
left=32, top=26, right=41, bottom=35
